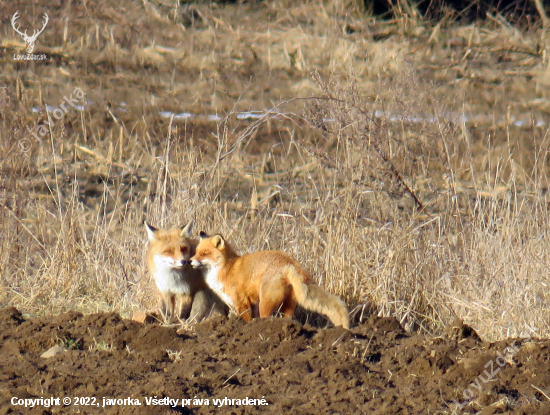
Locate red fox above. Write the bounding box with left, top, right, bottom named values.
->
left=190, top=233, right=349, bottom=329
left=144, top=221, right=228, bottom=322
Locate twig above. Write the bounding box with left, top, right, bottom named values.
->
left=223, top=368, right=241, bottom=385
left=532, top=0, right=549, bottom=27
left=532, top=384, right=550, bottom=401
left=368, top=135, right=426, bottom=212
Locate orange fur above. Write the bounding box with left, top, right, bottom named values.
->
left=190, top=233, right=349, bottom=329
left=145, top=222, right=228, bottom=322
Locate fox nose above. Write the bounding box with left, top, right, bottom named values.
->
left=179, top=259, right=188, bottom=266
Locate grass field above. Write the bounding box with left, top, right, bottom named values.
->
left=1, top=0, right=550, bottom=341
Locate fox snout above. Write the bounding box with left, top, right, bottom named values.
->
left=175, top=259, right=188, bottom=267
left=190, top=258, right=202, bottom=268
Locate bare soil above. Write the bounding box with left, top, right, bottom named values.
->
left=1, top=307, right=549, bottom=414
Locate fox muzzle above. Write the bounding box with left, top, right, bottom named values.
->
left=190, top=259, right=202, bottom=268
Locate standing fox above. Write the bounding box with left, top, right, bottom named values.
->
left=190, top=233, right=349, bottom=329
left=145, top=221, right=228, bottom=322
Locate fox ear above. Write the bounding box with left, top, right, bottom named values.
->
left=180, top=221, right=193, bottom=238
left=144, top=221, right=158, bottom=242
left=212, top=234, right=225, bottom=249
left=199, top=231, right=209, bottom=239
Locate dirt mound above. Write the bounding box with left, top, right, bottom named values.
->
left=1, top=308, right=549, bottom=414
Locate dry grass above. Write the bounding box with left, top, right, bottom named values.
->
left=1, top=0, right=550, bottom=341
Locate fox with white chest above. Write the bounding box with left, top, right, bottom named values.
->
left=145, top=221, right=228, bottom=322
left=190, top=232, right=349, bottom=329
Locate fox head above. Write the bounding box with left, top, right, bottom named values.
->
left=145, top=221, right=195, bottom=271
left=190, top=232, right=231, bottom=269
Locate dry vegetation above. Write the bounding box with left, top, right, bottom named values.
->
left=1, top=0, right=550, bottom=341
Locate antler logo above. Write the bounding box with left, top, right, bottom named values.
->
left=11, top=11, right=49, bottom=54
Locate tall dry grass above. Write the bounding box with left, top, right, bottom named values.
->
left=1, top=0, right=550, bottom=341
left=302, top=72, right=550, bottom=339
left=2, top=70, right=550, bottom=341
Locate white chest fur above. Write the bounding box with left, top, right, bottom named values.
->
left=152, top=255, right=190, bottom=294
left=205, top=265, right=234, bottom=308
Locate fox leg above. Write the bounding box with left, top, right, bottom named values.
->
left=279, top=291, right=297, bottom=318
left=234, top=299, right=253, bottom=322
left=176, top=294, right=193, bottom=320
left=160, top=292, right=175, bottom=320
left=259, top=280, right=287, bottom=318
left=237, top=306, right=253, bottom=322
left=259, top=298, right=279, bottom=318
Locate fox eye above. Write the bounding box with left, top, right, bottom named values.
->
left=163, top=249, right=174, bottom=255
left=180, top=246, right=187, bottom=252
left=201, top=251, right=210, bottom=256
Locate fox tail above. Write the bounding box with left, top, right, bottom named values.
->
left=287, top=269, right=350, bottom=329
